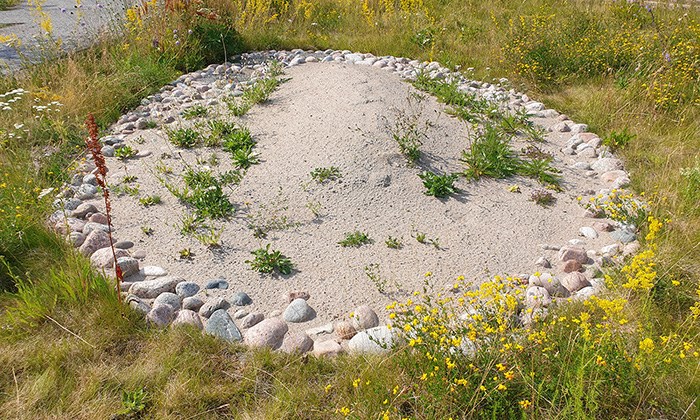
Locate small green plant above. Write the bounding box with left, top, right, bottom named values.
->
left=429, top=237, right=441, bottom=250
left=115, top=145, right=137, bottom=160
left=385, top=236, right=403, bottom=249
left=165, top=169, right=236, bottom=219
left=306, top=200, right=324, bottom=218
left=141, top=225, right=154, bottom=236
left=310, top=166, right=342, bottom=183
left=154, top=161, right=173, bottom=174
left=122, top=175, right=138, bottom=183
left=111, top=184, right=139, bottom=197
left=118, top=388, right=149, bottom=416
left=462, top=125, right=521, bottom=180
left=226, top=98, right=252, bottom=117
left=530, top=188, right=555, bottom=206
left=418, top=171, right=459, bottom=198
left=521, top=145, right=553, bottom=161
left=246, top=244, right=294, bottom=275
left=519, top=158, right=562, bottom=187
left=182, top=104, right=208, bottom=120
left=364, top=263, right=388, bottom=294
left=339, top=231, right=372, bottom=247
left=222, top=126, right=255, bottom=155
left=680, top=161, right=700, bottom=213
left=413, top=75, right=496, bottom=123
left=179, top=248, right=194, bottom=260
left=139, top=194, right=161, bottom=207
left=231, top=146, right=259, bottom=169
left=603, top=128, right=635, bottom=151
left=243, top=77, right=280, bottom=104
left=144, top=120, right=158, bottom=129
left=415, top=231, right=427, bottom=243
left=167, top=128, right=200, bottom=148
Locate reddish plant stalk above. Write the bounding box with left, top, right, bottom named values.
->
left=85, top=113, right=123, bottom=303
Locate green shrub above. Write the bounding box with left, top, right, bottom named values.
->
left=462, top=125, right=521, bottom=180
left=246, top=244, right=294, bottom=275
left=339, top=231, right=372, bottom=247
left=418, top=171, right=460, bottom=198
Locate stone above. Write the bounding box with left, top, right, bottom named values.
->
left=82, top=222, right=111, bottom=235
left=69, top=232, right=85, bottom=247
left=525, top=286, right=552, bottom=308
left=55, top=217, right=86, bottom=234
left=172, top=309, right=203, bottom=330
left=71, top=203, right=98, bottom=219
left=280, top=332, right=314, bottom=354
left=286, top=290, right=310, bottom=303
left=348, top=326, right=395, bottom=354
left=579, top=227, right=598, bottom=239
left=312, top=340, right=344, bottom=357
left=90, top=247, right=129, bottom=269
left=182, top=296, right=204, bottom=312
left=611, top=229, right=636, bottom=244
left=142, top=265, right=167, bottom=277
left=199, top=297, right=230, bottom=318
left=573, top=162, right=591, bottom=171
left=549, top=121, right=570, bottom=132
left=570, top=123, right=588, bottom=133
left=561, top=272, right=590, bottom=293
left=283, top=298, right=316, bottom=323
left=561, top=260, right=583, bottom=273
left=241, top=312, right=264, bottom=329
left=601, top=170, right=628, bottom=184
left=558, top=246, right=588, bottom=263
left=129, top=276, right=182, bottom=298
left=269, top=310, right=282, bottom=318
left=233, top=309, right=249, bottom=319
left=114, top=240, right=134, bottom=249
left=622, top=241, right=641, bottom=256
left=592, top=222, right=614, bottom=232
left=175, top=282, right=200, bottom=298
left=231, top=292, right=252, bottom=306
left=205, top=278, right=229, bottom=290
left=334, top=321, right=357, bottom=340
left=350, top=305, right=379, bottom=331
left=535, top=256, right=551, bottom=268
left=117, top=256, right=140, bottom=277
left=101, top=145, right=115, bottom=157
left=126, top=294, right=150, bottom=315
left=146, top=304, right=174, bottom=327
left=591, top=158, right=623, bottom=173
left=133, top=250, right=147, bottom=260
left=568, top=239, right=587, bottom=246
left=574, top=286, right=596, bottom=301
left=63, top=198, right=83, bottom=211
left=88, top=213, right=108, bottom=225
left=205, top=309, right=242, bottom=343
left=306, top=323, right=334, bottom=336
left=77, top=183, right=98, bottom=199
left=154, top=292, right=181, bottom=311
left=244, top=318, right=288, bottom=349
left=528, top=272, right=559, bottom=295
left=600, top=244, right=620, bottom=256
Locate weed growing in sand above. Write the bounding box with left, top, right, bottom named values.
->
left=247, top=190, right=298, bottom=237
left=154, top=161, right=173, bottom=174
left=531, top=188, right=555, bottom=206
left=180, top=214, right=223, bottom=246
left=167, top=128, right=200, bottom=148
left=231, top=146, right=259, bottom=169
left=143, top=120, right=158, bottom=129
left=141, top=225, right=154, bottom=236
left=139, top=195, right=161, bottom=207
left=521, top=145, right=552, bottom=161
left=413, top=74, right=496, bottom=123
left=388, top=92, right=429, bottom=165
left=246, top=244, right=293, bottom=275
left=415, top=231, right=427, bottom=243
left=306, top=200, right=324, bottom=218
left=339, top=231, right=372, bottom=247
left=166, top=169, right=236, bottom=219
left=414, top=230, right=440, bottom=248
left=364, top=263, right=388, bottom=294
left=418, top=171, right=459, bottom=198
left=310, top=166, right=341, bottom=183
left=111, top=183, right=140, bottom=197
left=225, top=68, right=283, bottom=116
left=178, top=248, right=194, bottom=260
left=222, top=126, right=255, bottom=155
left=225, top=99, right=251, bottom=117
left=523, top=124, right=547, bottom=142
left=182, top=105, right=208, bottom=120
left=204, top=120, right=236, bottom=147
left=462, top=124, right=520, bottom=180
left=122, top=175, right=138, bottom=183
left=519, top=158, right=561, bottom=187
left=386, top=236, right=403, bottom=249
left=115, top=145, right=137, bottom=160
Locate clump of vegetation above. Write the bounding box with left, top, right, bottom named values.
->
left=418, top=171, right=459, bottom=198
left=178, top=248, right=193, bottom=260
left=165, top=169, right=238, bottom=219
left=462, top=125, right=521, bottom=180
left=389, top=94, right=429, bottom=165
left=413, top=75, right=497, bottom=123
left=530, top=188, right=555, bottom=206
left=221, top=126, right=255, bottom=155
left=310, top=166, right=341, bottom=183
left=339, top=231, right=372, bottom=247
left=167, top=128, right=200, bottom=148
left=182, top=104, right=208, bottom=120
left=225, top=69, right=283, bottom=116
left=385, top=236, right=403, bottom=249
left=364, top=263, right=388, bottom=294
left=115, top=145, right=137, bottom=160
left=138, top=195, right=161, bottom=207
left=246, top=244, right=294, bottom=275
left=519, top=158, right=561, bottom=186
left=603, top=128, right=635, bottom=151
left=231, top=146, right=259, bottom=169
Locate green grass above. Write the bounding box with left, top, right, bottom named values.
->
left=417, top=170, right=459, bottom=198
left=309, top=166, right=341, bottom=183
left=462, top=124, right=521, bottom=180
left=182, top=104, right=209, bottom=120
left=167, top=128, right=201, bottom=148
left=338, top=231, right=372, bottom=248
left=245, top=244, right=294, bottom=275
left=166, top=169, right=236, bottom=219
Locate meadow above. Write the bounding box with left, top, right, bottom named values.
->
left=0, top=0, right=698, bottom=417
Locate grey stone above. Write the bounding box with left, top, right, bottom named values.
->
left=280, top=332, right=314, bottom=354
left=558, top=246, right=588, bottom=263
left=129, top=276, right=182, bottom=298
left=305, top=323, right=334, bottom=336
left=182, top=296, right=205, bottom=312
left=205, top=309, right=242, bottom=343
left=241, top=312, right=264, bottom=329
left=55, top=217, right=86, bottom=234
left=172, top=309, right=203, bottom=330
left=574, top=286, right=596, bottom=301
left=622, top=241, right=641, bottom=256
left=175, top=282, right=200, bottom=299
left=133, top=250, right=147, bottom=260
left=611, top=229, right=637, bottom=244
left=77, top=183, right=98, bottom=199
left=142, top=265, right=167, bottom=277
left=231, top=292, right=252, bottom=306
left=68, top=232, right=85, bottom=247
left=199, top=297, right=230, bottom=318
left=126, top=294, right=150, bottom=315
left=350, top=305, right=379, bottom=331
left=579, top=227, right=598, bottom=239
left=71, top=203, right=98, bottom=219
left=79, top=230, right=111, bottom=256
left=82, top=222, right=111, bottom=235
left=284, top=298, right=316, bottom=323
left=101, top=145, right=115, bottom=157
left=233, top=309, right=249, bottom=319
left=600, top=244, right=620, bottom=256
left=244, top=318, right=288, bottom=349
left=348, top=326, right=395, bottom=354
left=525, top=286, right=552, bottom=308
left=147, top=304, right=174, bottom=327
left=154, top=292, right=181, bottom=311
left=561, top=272, right=590, bottom=293
left=90, top=247, right=129, bottom=269
left=117, top=256, right=140, bottom=277
left=205, top=278, right=229, bottom=290
left=591, top=158, right=623, bottom=173
left=114, top=240, right=134, bottom=249
left=83, top=173, right=98, bottom=186
left=535, top=256, right=551, bottom=268
left=528, top=272, right=559, bottom=295
left=312, top=340, right=343, bottom=357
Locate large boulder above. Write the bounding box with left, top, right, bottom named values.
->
left=244, top=318, right=288, bottom=349
left=205, top=309, right=242, bottom=343
left=283, top=298, right=316, bottom=323
left=129, top=276, right=182, bottom=299
left=348, top=326, right=395, bottom=354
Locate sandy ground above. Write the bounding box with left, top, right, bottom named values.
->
left=102, top=62, right=610, bottom=330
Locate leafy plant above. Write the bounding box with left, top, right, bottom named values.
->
left=231, top=146, right=259, bottom=169
left=166, top=169, right=236, bottom=219
left=418, top=171, right=459, bottom=198
left=119, top=388, right=149, bottom=416
left=365, top=263, right=388, bottom=294
left=222, top=126, right=255, bottom=155
left=415, top=231, right=427, bottom=243
left=385, top=236, right=403, bottom=249
left=310, top=166, right=342, bottom=183
left=167, top=128, right=200, bottom=148
left=141, top=225, right=154, bottom=236
left=519, top=158, right=562, bottom=186
left=139, top=195, right=161, bottom=207
left=115, top=145, right=137, bottom=160
left=530, top=188, right=555, bottom=206
left=246, top=244, right=294, bottom=275
left=603, top=128, right=635, bottom=151
left=182, top=104, right=208, bottom=120
left=339, top=231, right=372, bottom=247
left=111, top=183, right=140, bottom=197
left=179, top=248, right=194, bottom=260
left=462, top=125, right=521, bottom=180
left=226, top=98, right=252, bottom=117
